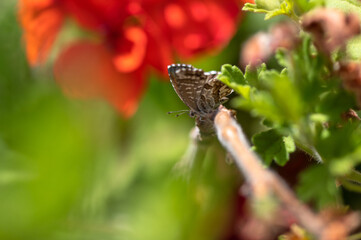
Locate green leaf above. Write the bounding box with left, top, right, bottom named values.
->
left=218, top=64, right=251, bottom=98
left=244, top=64, right=267, bottom=87
left=252, top=129, right=296, bottom=166
left=262, top=118, right=274, bottom=128
left=234, top=89, right=284, bottom=123
left=242, top=1, right=281, bottom=13
left=316, top=122, right=361, bottom=162
left=219, top=64, right=282, bottom=122
left=255, top=0, right=282, bottom=10
left=219, top=64, right=245, bottom=85
left=259, top=70, right=303, bottom=122
left=309, top=113, right=329, bottom=123
left=275, top=50, right=288, bottom=68
left=317, top=90, right=355, bottom=122
left=294, top=0, right=325, bottom=13
left=346, top=35, right=361, bottom=60
left=243, top=0, right=297, bottom=20
left=286, top=36, right=330, bottom=108
left=329, top=147, right=361, bottom=176
left=226, top=64, right=302, bottom=124
left=296, top=165, right=339, bottom=209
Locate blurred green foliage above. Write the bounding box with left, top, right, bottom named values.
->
left=0, top=1, right=269, bottom=240
left=296, top=165, right=339, bottom=209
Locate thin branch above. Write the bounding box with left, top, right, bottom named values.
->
left=212, top=105, right=360, bottom=240
left=345, top=170, right=361, bottom=187
left=339, top=177, right=361, bottom=193
left=349, top=170, right=361, bottom=183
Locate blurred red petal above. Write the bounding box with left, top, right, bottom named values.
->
left=113, top=27, right=147, bottom=73
left=241, top=0, right=255, bottom=3
left=145, top=31, right=173, bottom=77
left=146, top=0, right=240, bottom=58
left=62, top=0, right=128, bottom=33
left=208, top=2, right=238, bottom=46
left=54, top=42, right=103, bottom=98
left=19, top=0, right=64, bottom=65
left=21, top=0, right=55, bottom=9
left=143, top=20, right=173, bottom=76
left=164, top=3, right=187, bottom=28
left=54, top=41, right=145, bottom=117
left=105, top=68, right=146, bottom=118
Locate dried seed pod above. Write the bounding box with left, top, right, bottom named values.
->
left=270, top=21, right=300, bottom=51
left=302, top=8, right=360, bottom=54
left=241, top=21, right=300, bottom=68
left=338, top=61, right=361, bottom=90
left=241, top=32, right=272, bottom=67
left=337, top=61, right=361, bottom=107
left=341, top=109, right=360, bottom=121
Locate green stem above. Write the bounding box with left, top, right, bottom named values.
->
left=341, top=170, right=361, bottom=193
left=347, top=170, right=361, bottom=183
left=294, top=139, right=323, bottom=162
left=295, top=140, right=361, bottom=192
left=287, top=11, right=300, bottom=23
left=339, top=177, right=361, bottom=193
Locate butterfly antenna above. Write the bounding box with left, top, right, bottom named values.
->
left=175, top=112, right=189, bottom=117
left=167, top=110, right=189, bottom=117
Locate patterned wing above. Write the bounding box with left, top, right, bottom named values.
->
left=168, top=64, right=207, bottom=111
left=197, top=72, right=233, bottom=112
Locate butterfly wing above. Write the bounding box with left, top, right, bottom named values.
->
left=207, top=74, right=233, bottom=103
left=197, top=71, right=233, bottom=111
left=168, top=64, right=207, bottom=112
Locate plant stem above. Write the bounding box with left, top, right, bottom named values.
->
left=294, top=139, right=323, bottom=162
left=347, top=170, right=361, bottom=184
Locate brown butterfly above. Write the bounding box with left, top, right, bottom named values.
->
left=168, top=64, right=233, bottom=117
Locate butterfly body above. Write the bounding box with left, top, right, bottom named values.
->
left=168, top=64, right=233, bottom=118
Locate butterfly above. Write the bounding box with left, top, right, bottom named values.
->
left=168, top=64, right=233, bottom=117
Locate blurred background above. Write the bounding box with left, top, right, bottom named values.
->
left=0, top=1, right=283, bottom=239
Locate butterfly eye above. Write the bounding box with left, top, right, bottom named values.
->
left=189, top=111, right=196, bottom=118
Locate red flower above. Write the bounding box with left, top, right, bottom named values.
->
left=19, top=0, right=64, bottom=65
left=142, top=0, right=239, bottom=57
left=19, top=0, right=244, bottom=117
